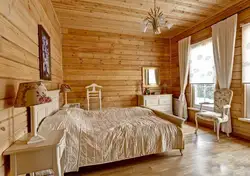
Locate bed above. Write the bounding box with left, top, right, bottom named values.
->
left=32, top=90, right=185, bottom=173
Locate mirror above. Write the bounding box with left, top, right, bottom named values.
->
left=142, top=67, right=160, bottom=87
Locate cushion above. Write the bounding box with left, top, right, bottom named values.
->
left=196, top=111, right=228, bottom=123
left=36, top=82, right=52, bottom=104
left=214, top=89, right=233, bottom=113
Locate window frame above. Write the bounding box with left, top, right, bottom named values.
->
left=244, top=84, right=250, bottom=118
left=242, top=23, right=250, bottom=119
left=191, top=83, right=215, bottom=111
left=189, top=38, right=216, bottom=112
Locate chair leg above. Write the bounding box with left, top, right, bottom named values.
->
left=180, top=149, right=183, bottom=156
left=213, top=121, right=216, bottom=132
left=195, top=115, right=199, bottom=135
left=216, top=122, right=220, bottom=141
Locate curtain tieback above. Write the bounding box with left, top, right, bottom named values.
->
left=179, top=93, right=186, bottom=104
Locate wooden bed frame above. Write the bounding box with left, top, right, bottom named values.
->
left=142, top=106, right=185, bottom=155
left=30, top=90, right=60, bottom=138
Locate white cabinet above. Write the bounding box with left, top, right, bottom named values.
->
left=3, top=130, right=66, bottom=176
left=138, top=94, right=173, bottom=114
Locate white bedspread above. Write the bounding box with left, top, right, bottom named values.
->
left=38, top=107, right=179, bottom=173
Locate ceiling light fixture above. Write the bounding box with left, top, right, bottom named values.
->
left=143, top=0, right=173, bottom=35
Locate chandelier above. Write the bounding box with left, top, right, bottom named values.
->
left=143, top=0, right=173, bottom=35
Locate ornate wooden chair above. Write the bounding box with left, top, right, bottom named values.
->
left=195, top=89, right=233, bottom=141
left=85, top=83, right=103, bottom=111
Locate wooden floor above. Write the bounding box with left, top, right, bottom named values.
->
left=66, top=123, right=250, bottom=176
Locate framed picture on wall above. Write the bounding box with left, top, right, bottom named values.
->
left=38, top=25, right=51, bottom=80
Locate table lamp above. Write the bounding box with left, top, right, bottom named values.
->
left=60, top=84, right=71, bottom=105
left=14, top=81, right=52, bottom=144
left=161, top=82, right=168, bottom=94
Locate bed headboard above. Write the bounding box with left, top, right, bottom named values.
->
left=30, top=89, right=60, bottom=135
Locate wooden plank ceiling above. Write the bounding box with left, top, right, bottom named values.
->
left=51, top=0, right=239, bottom=37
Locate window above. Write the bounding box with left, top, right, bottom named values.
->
left=192, top=84, right=215, bottom=109
left=245, top=84, right=250, bottom=118
left=189, top=38, right=216, bottom=110
left=242, top=23, right=250, bottom=84
left=242, top=23, right=250, bottom=118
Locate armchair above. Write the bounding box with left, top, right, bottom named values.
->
left=195, top=89, right=233, bottom=141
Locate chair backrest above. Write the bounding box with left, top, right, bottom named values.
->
left=214, top=89, right=233, bottom=113
left=85, top=83, right=102, bottom=92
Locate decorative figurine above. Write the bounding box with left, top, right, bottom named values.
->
left=144, top=88, right=150, bottom=95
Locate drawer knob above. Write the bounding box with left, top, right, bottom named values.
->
left=0, top=127, right=6, bottom=131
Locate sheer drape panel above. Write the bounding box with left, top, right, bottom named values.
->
left=242, top=23, right=250, bottom=84
left=190, top=38, right=216, bottom=84
left=178, top=36, right=191, bottom=119
left=212, top=14, right=237, bottom=134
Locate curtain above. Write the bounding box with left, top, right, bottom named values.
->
left=212, top=14, right=237, bottom=134
left=242, top=23, right=250, bottom=84
left=190, top=38, right=216, bottom=84
left=178, top=36, right=191, bottom=119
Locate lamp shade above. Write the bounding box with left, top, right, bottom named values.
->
left=14, top=82, right=52, bottom=107
left=60, top=84, right=71, bottom=93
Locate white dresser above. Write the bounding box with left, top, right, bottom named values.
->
left=138, top=94, right=173, bottom=114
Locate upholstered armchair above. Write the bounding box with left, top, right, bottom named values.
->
left=195, top=89, right=233, bottom=141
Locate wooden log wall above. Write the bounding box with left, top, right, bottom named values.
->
left=170, top=1, right=250, bottom=140
left=0, top=0, right=63, bottom=174
left=62, top=28, right=171, bottom=109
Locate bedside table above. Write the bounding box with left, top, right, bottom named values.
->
left=4, top=130, right=66, bottom=176
left=63, top=103, right=80, bottom=108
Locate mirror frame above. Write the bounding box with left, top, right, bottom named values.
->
left=142, top=67, right=160, bottom=88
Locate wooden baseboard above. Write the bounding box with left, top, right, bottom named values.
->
left=231, top=132, right=250, bottom=141
left=187, top=108, right=250, bottom=141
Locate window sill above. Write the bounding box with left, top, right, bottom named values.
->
left=238, top=118, right=250, bottom=123
left=188, top=107, right=214, bottom=112
left=188, top=107, right=200, bottom=112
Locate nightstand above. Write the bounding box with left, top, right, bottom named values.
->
left=4, top=130, right=66, bottom=176
left=63, top=103, right=80, bottom=108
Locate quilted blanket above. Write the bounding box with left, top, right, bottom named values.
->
left=38, top=107, right=182, bottom=173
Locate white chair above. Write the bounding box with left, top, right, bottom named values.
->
left=195, top=89, right=233, bottom=141
left=85, top=83, right=102, bottom=111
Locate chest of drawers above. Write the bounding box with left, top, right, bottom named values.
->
left=138, top=94, right=173, bottom=114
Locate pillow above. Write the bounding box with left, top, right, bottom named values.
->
left=36, top=82, right=52, bottom=104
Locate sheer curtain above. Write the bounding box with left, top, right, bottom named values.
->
left=178, top=36, right=191, bottom=119
left=190, top=38, right=216, bottom=84
left=212, top=14, right=237, bottom=134
left=242, top=23, right=250, bottom=84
